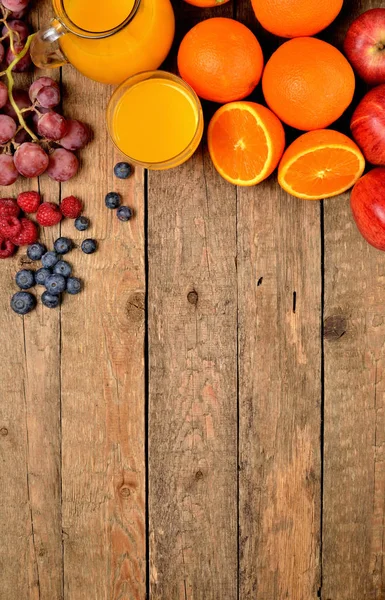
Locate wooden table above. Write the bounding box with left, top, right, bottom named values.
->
left=0, top=0, right=384, bottom=598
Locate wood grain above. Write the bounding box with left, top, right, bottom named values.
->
left=237, top=183, right=322, bottom=600
left=58, top=66, right=146, bottom=599
left=0, top=2, right=63, bottom=598
left=148, top=149, right=238, bottom=599
left=323, top=4, right=385, bottom=598
left=236, top=2, right=322, bottom=598
left=148, top=3, right=238, bottom=598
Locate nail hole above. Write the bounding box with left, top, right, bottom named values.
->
left=187, top=290, right=198, bottom=305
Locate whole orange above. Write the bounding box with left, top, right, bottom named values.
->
left=262, top=37, right=355, bottom=131
left=251, top=0, right=343, bottom=38
left=177, top=18, right=264, bottom=103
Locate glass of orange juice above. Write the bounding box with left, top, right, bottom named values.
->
left=31, top=0, right=175, bottom=85
left=107, top=71, right=204, bottom=170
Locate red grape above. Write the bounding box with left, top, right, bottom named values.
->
left=9, top=8, right=27, bottom=18
left=0, top=114, right=16, bottom=143
left=46, top=148, right=79, bottom=182
left=29, top=77, right=60, bottom=107
left=0, top=82, right=8, bottom=109
left=2, top=20, right=30, bottom=44
left=37, top=111, right=68, bottom=140
left=2, top=0, right=29, bottom=11
left=14, top=142, right=49, bottom=177
left=0, top=43, right=4, bottom=63
left=2, top=89, right=31, bottom=121
left=29, top=77, right=55, bottom=101
left=0, top=154, right=18, bottom=185
left=31, top=106, right=49, bottom=132
left=36, top=86, right=60, bottom=109
left=6, top=43, right=31, bottom=72
left=59, top=119, right=90, bottom=151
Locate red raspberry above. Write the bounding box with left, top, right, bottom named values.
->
left=0, top=237, right=16, bottom=259
left=60, top=195, right=82, bottom=219
left=36, top=202, right=62, bottom=227
left=0, top=198, right=20, bottom=218
left=0, top=215, right=21, bottom=238
left=11, top=218, right=38, bottom=246
left=17, top=191, right=41, bottom=214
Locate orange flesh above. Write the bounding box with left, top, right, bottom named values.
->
left=282, top=147, right=362, bottom=197
left=210, top=108, right=269, bottom=181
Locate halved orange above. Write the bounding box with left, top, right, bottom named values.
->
left=207, top=102, right=285, bottom=186
left=278, top=129, right=365, bottom=200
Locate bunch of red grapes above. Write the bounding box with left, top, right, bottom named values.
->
left=0, top=0, right=91, bottom=186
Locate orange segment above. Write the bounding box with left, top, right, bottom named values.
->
left=278, top=129, right=365, bottom=200
left=208, top=102, right=285, bottom=186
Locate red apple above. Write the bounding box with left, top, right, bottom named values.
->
left=350, top=168, right=385, bottom=250
left=344, top=8, right=385, bottom=86
left=351, top=84, right=385, bottom=165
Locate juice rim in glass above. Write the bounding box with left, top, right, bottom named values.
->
left=107, top=71, right=204, bottom=170
left=54, top=0, right=140, bottom=37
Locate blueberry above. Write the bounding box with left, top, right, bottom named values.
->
left=81, top=238, right=97, bottom=254
left=41, top=251, right=59, bottom=269
left=105, top=192, right=121, bottom=209
left=66, top=277, right=82, bottom=295
left=116, top=206, right=133, bottom=222
left=74, top=216, right=89, bottom=231
left=15, top=269, right=35, bottom=290
left=45, top=273, right=66, bottom=295
left=10, top=291, right=36, bottom=315
left=27, top=243, right=46, bottom=261
left=41, top=291, right=61, bottom=309
left=54, top=237, right=72, bottom=255
left=114, top=162, right=133, bottom=180
left=35, top=268, right=52, bottom=286
left=53, top=260, right=72, bottom=278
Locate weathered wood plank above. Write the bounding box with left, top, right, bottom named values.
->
left=148, top=3, right=238, bottom=598
left=237, top=184, right=322, bottom=600
left=148, top=152, right=238, bottom=598
left=236, top=2, right=322, bottom=598
left=322, top=1, right=385, bottom=598
left=0, top=1, right=63, bottom=598
left=58, top=67, right=146, bottom=599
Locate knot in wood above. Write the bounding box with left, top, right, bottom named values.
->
left=0, top=427, right=8, bottom=436
left=324, top=315, right=347, bottom=341
left=126, top=291, right=145, bottom=321
left=187, top=290, right=198, bottom=305
left=119, top=486, right=131, bottom=498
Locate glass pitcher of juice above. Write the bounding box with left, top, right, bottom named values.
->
left=30, top=0, right=175, bottom=85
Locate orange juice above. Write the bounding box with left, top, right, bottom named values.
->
left=63, top=0, right=134, bottom=32
left=51, top=0, right=175, bottom=84
left=107, top=72, right=204, bottom=169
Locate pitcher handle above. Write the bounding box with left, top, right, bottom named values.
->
left=30, top=18, right=68, bottom=70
